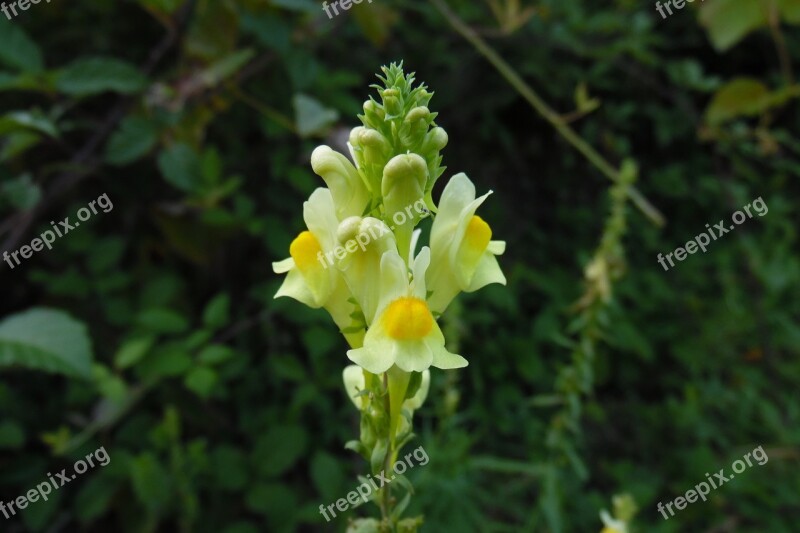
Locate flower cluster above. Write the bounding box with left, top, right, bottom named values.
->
left=273, top=63, right=505, bottom=444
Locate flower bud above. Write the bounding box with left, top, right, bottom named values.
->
left=422, top=127, right=448, bottom=153
left=381, top=88, right=402, bottom=118
left=311, top=145, right=370, bottom=219
left=382, top=154, right=428, bottom=263
left=382, top=153, right=427, bottom=197
left=362, top=98, right=385, bottom=127
left=337, top=216, right=362, bottom=244
left=350, top=127, right=392, bottom=194
left=399, top=106, right=432, bottom=148
left=404, top=106, right=430, bottom=124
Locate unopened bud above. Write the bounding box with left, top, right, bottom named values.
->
left=337, top=216, right=362, bottom=244
left=382, top=88, right=402, bottom=118
left=382, top=153, right=428, bottom=196
left=422, top=127, right=448, bottom=153
left=404, top=106, right=430, bottom=124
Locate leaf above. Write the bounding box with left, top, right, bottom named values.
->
left=1, top=173, right=41, bottom=210
left=56, top=57, right=147, bottom=96
left=698, top=0, right=769, bottom=52
left=136, top=344, right=192, bottom=379
left=574, top=82, right=600, bottom=114
left=197, top=49, right=255, bottom=88
left=0, top=308, right=93, bottom=379
left=185, top=0, right=240, bottom=60
left=270, top=0, right=318, bottom=12
left=157, top=142, right=203, bottom=193
left=0, top=110, right=59, bottom=137
left=0, top=70, right=56, bottom=92
left=293, top=93, right=339, bottom=137
left=105, top=116, right=159, bottom=166
left=0, top=18, right=44, bottom=72
left=310, top=452, right=345, bottom=501
left=705, top=78, right=799, bottom=125
left=212, top=446, right=249, bottom=491
left=136, top=308, right=189, bottom=334
left=197, top=345, right=235, bottom=365
left=244, top=482, right=297, bottom=525
left=0, top=131, right=41, bottom=162
left=203, top=293, right=230, bottom=328
left=777, top=0, right=800, bottom=22
left=115, top=336, right=156, bottom=369
left=352, top=2, right=400, bottom=47
left=0, top=420, right=24, bottom=449
left=241, top=12, right=292, bottom=54
left=184, top=367, right=217, bottom=398
left=75, top=475, right=120, bottom=524
left=130, top=453, right=172, bottom=515
left=251, top=425, right=308, bottom=478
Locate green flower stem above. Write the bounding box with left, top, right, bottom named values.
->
left=381, top=371, right=398, bottom=529
left=430, top=0, right=665, bottom=227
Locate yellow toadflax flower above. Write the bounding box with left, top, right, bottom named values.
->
left=272, top=188, right=365, bottom=347
left=426, top=173, right=507, bottom=314
left=346, top=247, right=467, bottom=374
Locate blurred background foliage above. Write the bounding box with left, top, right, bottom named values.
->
left=0, top=0, right=798, bottom=531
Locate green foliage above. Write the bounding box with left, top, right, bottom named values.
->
left=0, top=0, right=798, bottom=532
left=56, top=57, right=148, bottom=96
left=0, top=309, right=93, bottom=378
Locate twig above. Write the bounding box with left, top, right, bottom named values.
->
left=767, top=1, right=793, bottom=86
left=429, top=0, right=665, bottom=227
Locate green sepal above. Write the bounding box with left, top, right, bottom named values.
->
left=404, top=371, right=423, bottom=400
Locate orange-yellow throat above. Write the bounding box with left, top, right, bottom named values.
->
left=383, top=297, right=434, bottom=340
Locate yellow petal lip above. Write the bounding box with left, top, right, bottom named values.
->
left=289, top=231, right=322, bottom=272
left=465, top=215, right=492, bottom=252
left=382, top=297, right=433, bottom=340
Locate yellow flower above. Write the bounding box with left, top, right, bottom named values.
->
left=426, top=173, right=506, bottom=314
left=346, top=247, right=467, bottom=374
left=272, top=188, right=364, bottom=347
left=335, top=216, right=397, bottom=326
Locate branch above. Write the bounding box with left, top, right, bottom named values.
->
left=429, top=0, right=665, bottom=227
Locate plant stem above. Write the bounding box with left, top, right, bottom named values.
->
left=430, top=0, right=665, bottom=227
left=381, top=371, right=394, bottom=528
